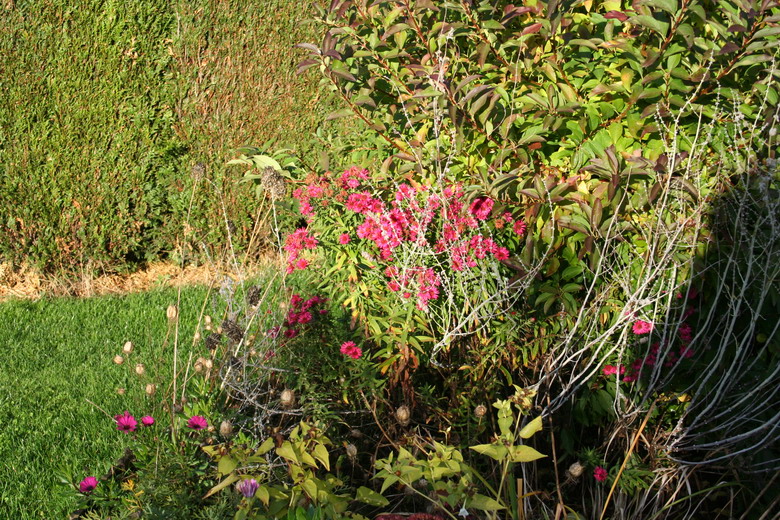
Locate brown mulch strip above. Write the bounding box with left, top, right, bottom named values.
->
left=0, top=259, right=276, bottom=301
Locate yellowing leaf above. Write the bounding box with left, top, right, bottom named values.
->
left=519, top=416, right=543, bottom=439
left=508, top=445, right=546, bottom=463
left=313, top=443, right=330, bottom=471
left=203, top=472, right=240, bottom=499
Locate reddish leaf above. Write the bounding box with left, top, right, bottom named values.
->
left=604, top=11, right=629, bottom=22
left=523, top=22, right=543, bottom=35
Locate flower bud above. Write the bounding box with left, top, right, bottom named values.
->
left=122, top=341, right=133, bottom=354
left=166, top=305, right=178, bottom=322
left=345, top=443, right=358, bottom=460
left=280, top=389, right=296, bottom=408
left=395, top=405, right=411, bottom=426
left=113, top=354, right=124, bottom=365
left=135, top=363, right=145, bottom=376
left=219, top=420, right=233, bottom=438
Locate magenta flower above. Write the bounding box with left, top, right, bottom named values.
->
left=594, top=466, right=608, bottom=482
left=602, top=365, right=617, bottom=376
left=513, top=219, right=527, bottom=236
left=338, top=233, right=351, bottom=245
left=78, top=476, right=98, bottom=494
left=187, top=415, right=208, bottom=430
left=469, top=196, right=494, bottom=220
left=236, top=478, right=259, bottom=498
left=141, top=415, right=155, bottom=427
left=632, top=320, right=653, bottom=335
left=340, top=341, right=362, bottom=359
left=114, top=411, right=137, bottom=433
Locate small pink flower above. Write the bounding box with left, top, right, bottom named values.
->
left=632, top=320, right=653, bottom=335
left=340, top=341, right=362, bottom=359
left=594, top=466, right=608, bottom=482
left=513, top=219, right=527, bottom=236
left=78, top=476, right=98, bottom=494
left=187, top=415, right=208, bottom=430
left=114, top=411, right=137, bottom=433
left=602, top=365, right=618, bottom=376
left=338, top=233, right=351, bottom=244
left=141, top=416, right=155, bottom=427
left=678, top=323, right=694, bottom=343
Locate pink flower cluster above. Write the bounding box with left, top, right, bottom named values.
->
left=340, top=341, right=362, bottom=359
left=289, top=168, right=527, bottom=313
left=114, top=411, right=154, bottom=433
left=280, top=293, right=327, bottom=339
left=283, top=228, right=318, bottom=274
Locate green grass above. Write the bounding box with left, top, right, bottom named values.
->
left=0, top=0, right=335, bottom=272
left=0, top=286, right=214, bottom=518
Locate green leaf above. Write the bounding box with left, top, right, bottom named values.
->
left=203, top=472, right=240, bottom=499
left=508, top=445, right=547, bottom=462
left=469, top=493, right=506, bottom=511
left=300, top=478, right=317, bottom=499
left=733, top=54, right=773, bottom=68
left=276, top=441, right=298, bottom=464
left=217, top=455, right=238, bottom=477
left=470, top=443, right=509, bottom=461
left=630, top=15, right=669, bottom=37
left=518, top=416, right=543, bottom=439
left=356, top=486, right=390, bottom=507
left=256, top=436, right=275, bottom=456
left=313, top=444, right=330, bottom=471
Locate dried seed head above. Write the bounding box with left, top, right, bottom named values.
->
left=204, top=315, right=212, bottom=325
left=145, top=383, right=156, bottom=396
left=221, top=319, right=244, bottom=344
left=193, top=331, right=201, bottom=342
left=260, top=166, right=287, bottom=199
left=122, top=341, right=133, bottom=354
left=204, top=359, right=213, bottom=370
left=567, top=462, right=584, bottom=478
left=135, top=363, right=145, bottom=376
left=345, top=443, right=358, bottom=460
left=219, top=420, right=233, bottom=438
left=116, top=387, right=126, bottom=395
left=166, top=305, right=178, bottom=322
left=395, top=405, right=411, bottom=426
left=205, top=333, right=222, bottom=351
left=474, top=404, right=488, bottom=418
left=113, top=354, right=124, bottom=365
left=280, top=389, right=296, bottom=408
left=349, top=428, right=363, bottom=439
left=246, top=285, right=262, bottom=307
left=192, top=162, right=206, bottom=181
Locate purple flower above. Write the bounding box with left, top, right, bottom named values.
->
left=187, top=415, right=208, bottom=430
left=236, top=478, right=259, bottom=498
left=141, top=415, right=155, bottom=427
left=78, top=476, right=98, bottom=494
left=114, top=411, right=137, bottom=433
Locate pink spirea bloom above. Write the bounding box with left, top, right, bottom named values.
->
left=594, top=466, right=608, bottom=482
left=79, top=476, right=98, bottom=494
left=338, top=233, right=351, bottom=244
left=632, top=320, right=653, bottom=335
left=187, top=415, right=208, bottom=430
left=469, top=196, right=494, bottom=220
left=340, top=341, right=362, bottom=359
left=114, top=411, right=137, bottom=433
left=141, top=415, right=154, bottom=427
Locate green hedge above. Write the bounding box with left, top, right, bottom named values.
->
left=0, top=0, right=326, bottom=273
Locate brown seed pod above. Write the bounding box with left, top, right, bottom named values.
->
left=135, top=363, right=145, bottom=376
left=219, top=420, right=234, bottom=438
left=395, top=405, right=411, bottom=426
left=345, top=443, right=358, bottom=460
left=116, top=387, right=126, bottom=395
left=113, top=354, right=124, bottom=365
left=145, top=383, right=156, bottom=396
left=122, top=341, right=133, bottom=354
left=280, top=389, right=296, bottom=408
left=474, top=404, right=487, bottom=418
left=166, top=305, right=178, bottom=322
left=567, top=462, right=584, bottom=479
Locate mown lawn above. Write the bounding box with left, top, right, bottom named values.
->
left=0, top=286, right=213, bottom=517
